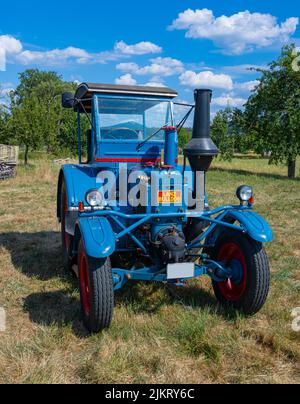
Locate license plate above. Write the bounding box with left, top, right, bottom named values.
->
left=158, top=191, right=182, bottom=204
left=167, top=263, right=195, bottom=280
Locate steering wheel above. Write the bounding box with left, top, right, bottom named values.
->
left=104, top=128, right=139, bottom=140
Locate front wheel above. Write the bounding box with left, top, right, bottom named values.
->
left=78, top=240, right=114, bottom=333
left=210, top=230, right=270, bottom=315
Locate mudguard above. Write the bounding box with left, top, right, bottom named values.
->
left=226, top=210, right=273, bottom=243
left=57, top=164, right=105, bottom=235
left=78, top=217, right=116, bottom=259
left=61, top=164, right=101, bottom=208
left=208, top=210, right=273, bottom=245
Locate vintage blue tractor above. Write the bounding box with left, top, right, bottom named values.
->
left=58, top=83, right=273, bottom=333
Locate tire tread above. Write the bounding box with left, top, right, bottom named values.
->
left=211, top=230, right=270, bottom=315
left=79, top=241, right=114, bottom=333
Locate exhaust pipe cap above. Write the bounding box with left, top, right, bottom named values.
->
left=184, top=89, right=219, bottom=172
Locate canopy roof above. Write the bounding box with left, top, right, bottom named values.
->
left=74, top=83, right=178, bottom=112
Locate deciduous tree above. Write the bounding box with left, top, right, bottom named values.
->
left=245, top=45, right=300, bottom=178
left=211, top=108, right=235, bottom=160
left=8, top=96, right=44, bottom=165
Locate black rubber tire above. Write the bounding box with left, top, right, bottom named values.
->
left=210, top=230, right=270, bottom=315
left=78, top=240, right=114, bottom=333
left=60, top=181, right=73, bottom=271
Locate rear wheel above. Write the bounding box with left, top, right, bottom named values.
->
left=60, top=181, right=73, bottom=270
left=210, top=230, right=270, bottom=315
left=78, top=240, right=114, bottom=333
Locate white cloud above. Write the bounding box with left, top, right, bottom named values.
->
left=151, top=57, right=184, bottom=70
left=186, top=62, right=214, bottom=72
left=169, top=9, right=299, bottom=54
left=212, top=95, right=247, bottom=108
left=144, top=79, right=166, bottom=87
left=0, top=35, right=23, bottom=54
left=16, top=47, right=91, bottom=66
left=0, top=82, right=14, bottom=104
left=0, top=34, right=162, bottom=67
left=117, top=57, right=184, bottom=77
left=0, top=48, right=5, bottom=71
left=116, top=62, right=140, bottom=73
left=115, top=74, right=137, bottom=86
left=114, top=41, right=162, bottom=55
left=114, top=74, right=167, bottom=88
left=235, top=80, right=259, bottom=92
left=0, top=82, right=14, bottom=91
left=0, top=35, right=23, bottom=70
left=179, top=70, right=233, bottom=90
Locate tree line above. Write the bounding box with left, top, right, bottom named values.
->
left=180, top=45, right=300, bottom=178
left=0, top=70, right=89, bottom=165
left=0, top=45, right=299, bottom=177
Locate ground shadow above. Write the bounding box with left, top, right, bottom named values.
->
left=23, top=280, right=238, bottom=335
left=1, top=231, right=239, bottom=334
left=23, top=290, right=89, bottom=338
left=0, top=231, right=75, bottom=282
left=211, top=166, right=300, bottom=182
left=115, top=280, right=239, bottom=321
left=236, top=155, right=268, bottom=160
left=0, top=231, right=87, bottom=336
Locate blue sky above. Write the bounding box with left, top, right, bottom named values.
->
left=0, top=0, right=299, bottom=114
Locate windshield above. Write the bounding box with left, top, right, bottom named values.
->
left=98, top=97, right=173, bottom=141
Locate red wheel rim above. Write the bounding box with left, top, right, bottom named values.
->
left=217, top=242, right=248, bottom=302
left=79, top=251, right=91, bottom=316
left=63, top=195, right=71, bottom=252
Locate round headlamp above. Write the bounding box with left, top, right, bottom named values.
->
left=86, top=190, right=103, bottom=207
left=236, top=185, right=253, bottom=202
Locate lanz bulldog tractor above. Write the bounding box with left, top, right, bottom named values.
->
left=58, top=83, right=273, bottom=333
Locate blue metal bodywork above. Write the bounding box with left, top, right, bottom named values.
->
left=59, top=92, right=273, bottom=291
left=205, top=209, right=273, bottom=246
left=224, top=210, right=273, bottom=243
left=78, top=217, right=115, bottom=258
left=60, top=164, right=100, bottom=209
left=164, top=128, right=178, bottom=167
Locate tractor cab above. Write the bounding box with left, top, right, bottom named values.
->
left=62, top=83, right=179, bottom=167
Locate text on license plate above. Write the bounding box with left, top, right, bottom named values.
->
left=158, top=191, right=182, bottom=204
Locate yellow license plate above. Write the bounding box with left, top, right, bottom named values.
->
left=158, top=191, right=182, bottom=204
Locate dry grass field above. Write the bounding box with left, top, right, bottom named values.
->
left=0, top=156, right=299, bottom=384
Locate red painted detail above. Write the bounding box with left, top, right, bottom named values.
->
left=95, top=158, right=161, bottom=164
left=64, top=231, right=70, bottom=250
left=64, top=196, right=71, bottom=250
left=161, top=165, right=175, bottom=170
left=162, top=126, right=177, bottom=132
left=78, top=201, right=85, bottom=212
left=79, top=251, right=91, bottom=317
left=217, top=242, right=248, bottom=302
left=144, top=161, right=158, bottom=167
left=64, top=194, right=69, bottom=214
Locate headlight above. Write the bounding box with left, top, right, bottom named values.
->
left=85, top=190, right=103, bottom=207
left=236, top=185, right=253, bottom=202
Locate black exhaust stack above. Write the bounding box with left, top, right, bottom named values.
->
left=184, top=89, right=219, bottom=172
